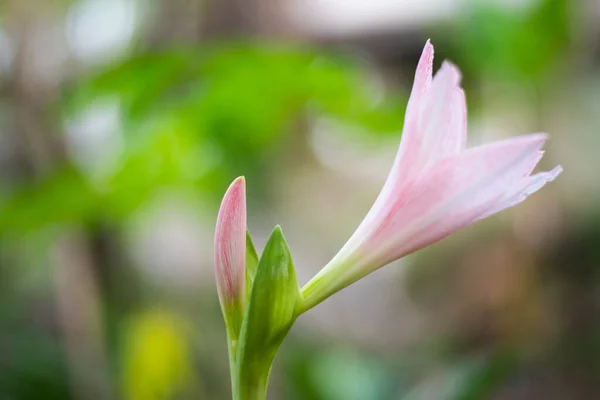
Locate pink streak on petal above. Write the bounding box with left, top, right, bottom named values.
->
left=214, top=177, right=246, bottom=305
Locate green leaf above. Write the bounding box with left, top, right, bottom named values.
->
left=245, top=230, right=259, bottom=298
left=235, top=226, right=302, bottom=400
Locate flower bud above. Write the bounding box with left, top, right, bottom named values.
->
left=214, top=176, right=247, bottom=337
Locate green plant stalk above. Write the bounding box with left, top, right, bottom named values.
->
left=227, top=333, right=238, bottom=398
left=233, top=354, right=271, bottom=400
left=233, top=321, right=297, bottom=400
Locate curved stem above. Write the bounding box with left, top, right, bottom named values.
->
left=299, top=273, right=339, bottom=313
left=299, top=257, right=359, bottom=313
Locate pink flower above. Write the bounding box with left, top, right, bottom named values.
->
left=214, top=176, right=247, bottom=334
left=301, top=41, right=562, bottom=309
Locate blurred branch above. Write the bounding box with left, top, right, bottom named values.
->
left=6, top=2, right=113, bottom=399
left=52, top=229, right=112, bottom=400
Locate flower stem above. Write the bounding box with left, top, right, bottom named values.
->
left=227, top=336, right=238, bottom=399
left=300, top=258, right=356, bottom=313
left=234, top=360, right=271, bottom=400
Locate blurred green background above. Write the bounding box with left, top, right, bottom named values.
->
left=0, top=0, right=597, bottom=399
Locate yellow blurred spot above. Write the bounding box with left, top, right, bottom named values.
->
left=121, top=309, right=194, bottom=400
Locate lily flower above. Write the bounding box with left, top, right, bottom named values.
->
left=214, top=176, right=247, bottom=337
left=301, top=41, right=562, bottom=310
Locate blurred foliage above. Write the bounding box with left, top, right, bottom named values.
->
left=0, top=43, right=406, bottom=237
left=284, top=344, right=391, bottom=400
left=0, top=330, right=73, bottom=400
left=454, top=351, right=519, bottom=400
left=454, top=0, right=573, bottom=84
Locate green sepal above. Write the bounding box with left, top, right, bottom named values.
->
left=245, top=230, right=259, bottom=299
left=234, top=226, right=302, bottom=400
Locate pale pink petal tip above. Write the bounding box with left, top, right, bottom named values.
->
left=424, top=39, right=433, bottom=52
left=503, top=132, right=548, bottom=151
left=422, top=40, right=434, bottom=63
left=548, top=165, right=563, bottom=180
left=439, top=61, right=462, bottom=84
left=524, top=165, right=562, bottom=196
left=510, top=164, right=563, bottom=208
left=415, top=40, right=434, bottom=85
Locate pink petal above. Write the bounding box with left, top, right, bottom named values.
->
left=449, top=88, right=467, bottom=154
left=476, top=165, right=563, bottom=221
left=398, top=59, right=466, bottom=179
left=360, top=134, right=550, bottom=268
left=214, top=177, right=246, bottom=305
left=416, top=62, right=464, bottom=159
left=340, top=41, right=437, bottom=250
left=357, top=44, right=467, bottom=245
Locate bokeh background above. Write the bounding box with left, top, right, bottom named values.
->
left=0, top=0, right=597, bottom=399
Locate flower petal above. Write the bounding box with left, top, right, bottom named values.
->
left=360, top=134, right=550, bottom=268
left=362, top=46, right=466, bottom=244
left=476, top=164, right=562, bottom=221
left=398, top=60, right=465, bottom=179
left=449, top=88, right=467, bottom=154
left=417, top=62, right=464, bottom=158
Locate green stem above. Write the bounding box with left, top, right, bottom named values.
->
left=299, top=262, right=353, bottom=313
left=234, top=365, right=270, bottom=400
left=299, top=273, right=340, bottom=313
left=227, top=335, right=238, bottom=398
left=232, top=323, right=296, bottom=400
